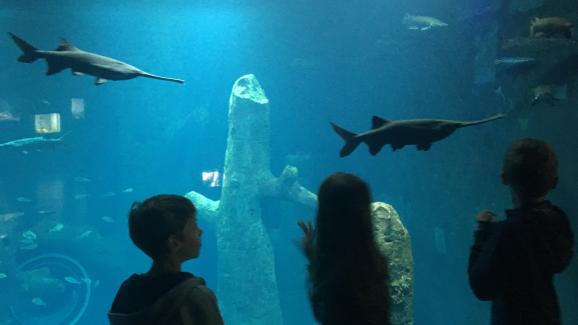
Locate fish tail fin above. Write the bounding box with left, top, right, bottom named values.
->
left=8, top=32, right=40, bottom=63
left=330, top=122, right=361, bottom=157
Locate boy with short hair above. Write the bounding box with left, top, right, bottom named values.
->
left=468, top=138, right=574, bottom=325
left=109, top=194, right=223, bottom=325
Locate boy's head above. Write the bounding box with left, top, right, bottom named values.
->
left=502, top=138, right=558, bottom=199
left=129, top=194, right=202, bottom=262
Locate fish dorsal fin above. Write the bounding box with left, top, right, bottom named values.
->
left=55, top=38, right=80, bottom=51
left=371, top=116, right=390, bottom=129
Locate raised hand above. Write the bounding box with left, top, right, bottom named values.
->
left=297, top=220, right=316, bottom=260
left=476, top=210, right=496, bottom=222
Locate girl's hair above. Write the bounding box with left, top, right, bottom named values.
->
left=310, top=172, right=391, bottom=324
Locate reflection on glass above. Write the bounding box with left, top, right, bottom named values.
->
left=34, top=113, right=61, bottom=134
left=71, top=98, right=85, bottom=119
left=202, top=170, right=221, bottom=187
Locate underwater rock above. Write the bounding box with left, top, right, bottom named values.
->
left=501, top=38, right=578, bottom=78
left=498, top=37, right=578, bottom=110
left=530, top=17, right=574, bottom=39
left=185, top=74, right=316, bottom=325
left=371, top=202, right=414, bottom=325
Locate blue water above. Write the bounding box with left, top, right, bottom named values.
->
left=1, top=1, right=577, bottom=324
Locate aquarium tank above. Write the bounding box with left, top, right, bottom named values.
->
left=0, top=0, right=577, bottom=324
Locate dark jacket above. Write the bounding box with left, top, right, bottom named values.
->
left=468, top=201, right=574, bottom=325
left=108, top=272, right=223, bottom=325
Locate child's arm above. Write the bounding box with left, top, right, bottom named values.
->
left=297, top=220, right=322, bottom=321
left=549, top=210, right=574, bottom=273
left=468, top=210, right=506, bottom=300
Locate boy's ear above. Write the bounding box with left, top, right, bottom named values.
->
left=167, top=234, right=182, bottom=250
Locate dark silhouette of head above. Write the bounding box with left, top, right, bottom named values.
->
left=129, top=194, right=196, bottom=260
left=312, top=172, right=390, bottom=325
left=317, top=172, right=373, bottom=255
left=502, top=138, right=558, bottom=199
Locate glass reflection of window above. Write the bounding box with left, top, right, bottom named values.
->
left=71, top=98, right=85, bottom=119
left=202, top=170, right=221, bottom=187
left=34, top=113, right=61, bottom=134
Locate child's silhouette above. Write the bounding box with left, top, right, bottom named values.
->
left=469, top=138, right=574, bottom=325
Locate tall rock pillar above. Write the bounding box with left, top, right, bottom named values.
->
left=185, top=74, right=316, bottom=325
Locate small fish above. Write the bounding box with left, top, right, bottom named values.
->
left=48, top=223, right=64, bottom=233
left=0, top=212, right=24, bottom=221
left=64, top=276, right=81, bottom=284
left=530, top=17, right=574, bottom=39
left=101, top=216, right=114, bottom=223
left=0, top=273, right=7, bottom=279
left=495, top=57, right=536, bottom=66
left=21, top=230, right=37, bottom=240
left=94, top=279, right=100, bottom=288
left=402, top=14, right=448, bottom=31
left=77, top=230, right=93, bottom=239
left=73, top=176, right=91, bottom=183
left=37, top=210, right=56, bottom=215
left=74, top=194, right=89, bottom=200
left=122, top=187, right=134, bottom=193
left=0, top=111, right=20, bottom=122
left=103, top=191, right=116, bottom=197
left=16, top=197, right=32, bottom=203
left=31, top=297, right=46, bottom=306
left=531, top=84, right=567, bottom=106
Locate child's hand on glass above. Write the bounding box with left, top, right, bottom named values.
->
left=476, top=210, right=496, bottom=222
left=297, top=220, right=315, bottom=259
